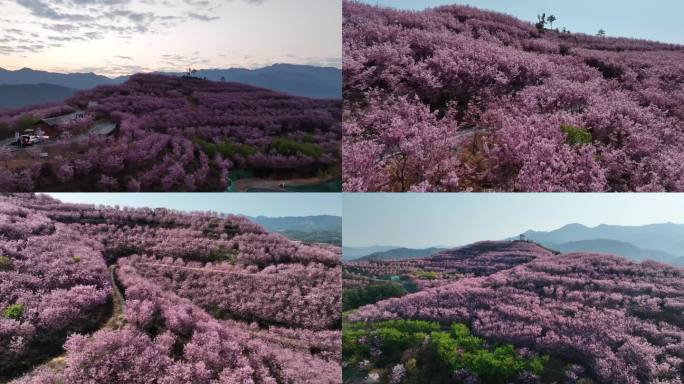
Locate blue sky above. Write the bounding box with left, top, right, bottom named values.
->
left=344, top=194, right=684, bottom=248
left=357, top=0, right=684, bottom=44
left=46, top=193, right=341, bottom=217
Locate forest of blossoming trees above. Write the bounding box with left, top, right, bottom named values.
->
left=343, top=1, right=684, bottom=192
left=0, top=74, right=341, bottom=191
left=0, top=194, right=341, bottom=383
left=344, top=241, right=684, bottom=383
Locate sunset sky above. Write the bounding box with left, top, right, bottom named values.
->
left=0, top=0, right=341, bottom=77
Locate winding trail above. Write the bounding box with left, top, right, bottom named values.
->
left=105, top=265, right=126, bottom=330
left=16, top=266, right=127, bottom=379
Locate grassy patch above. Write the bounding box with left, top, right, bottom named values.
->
left=0, top=255, right=12, bottom=271
left=271, top=137, right=324, bottom=158
left=3, top=304, right=24, bottom=320
left=414, top=270, right=439, bottom=280
left=561, top=124, right=592, bottom=146
left=199, top=140, right=258, bottom=158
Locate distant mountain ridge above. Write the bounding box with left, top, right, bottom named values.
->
left=0, top=64, right=341, bottom=102
left=342, top=246, right=398, bottom=261
left=0, top=84, right=77, bottom=109
left=248, top=215, right=341, bottom=233
left=244, top=215, right=342, bottom=246
left=541, top=239, right=679, bottom=263
left=0, top=67, right=123, bottom=90
left=520, top=223, right=684, bottom=266
left=354, top=247, right=445, bottom=261
left=178, top=64, right=341, bottom=99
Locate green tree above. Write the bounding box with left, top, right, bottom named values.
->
left=0, top=255, right=12, bottom=271
left=547, top=15, right=556, bottom=29
left=342, top=282, right=407, bottom=311
left=3, top=303, right=24, bottom=320
left=18, top=115, right=40, bottom=130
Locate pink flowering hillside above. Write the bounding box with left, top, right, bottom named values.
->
left=0, top=74, right=341, bottom=192
left=343, top=1, right=684, bottom=192
left=1, top=194, right=341, bottom=384
left=345, top=241, right=684, bottom=383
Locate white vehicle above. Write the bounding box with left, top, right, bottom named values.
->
left=16, top=130, right=49, bottom=147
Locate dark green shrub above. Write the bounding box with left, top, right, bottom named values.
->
left=414, top=270, right=438, bottom=280
left=0, top=255, right=12, bottom=270
left=561, top=125, right=592, bottom=146
left=3, top=303, right=24, bottom=320
left=343, top=320, right=550, bottom=383
left=0, top=122, right=12, bottom=139
left=18, top=115, right=40, bottom=130
left=271, top=137, right=324, bottom=158
left=342, top=282, right=407, bottom=311
left=200, top=140, right=258, bottom=158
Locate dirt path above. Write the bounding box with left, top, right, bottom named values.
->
left=234, top=175, right=332, bottom=192
left=105, top=266, right=126, bottom=330
left=18, top=266, right=126, bottom=378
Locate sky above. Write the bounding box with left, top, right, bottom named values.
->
left=0, top=0, right=341, bottom=77
left=357, top=0, right=684, bottom=45
left=344, top=194, right=684, bottom=248
left=46, top=193, right=342, bottom=217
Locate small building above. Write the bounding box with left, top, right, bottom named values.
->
left=40, top=111, right=85, bottom=127
left=90, top=122, right=117, bottom=136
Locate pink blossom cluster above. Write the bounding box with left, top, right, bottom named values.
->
left=347, top=241, right=549, bottom=285
left=15, top=262, right=340, bottom=383
left=343, top=1, right=684, bottom=191
left=2, top=194, right=341, bottom=383
left=349, top=241, right=684, bottom=384
left=121, top=254, right=341, bottom=329
left=0, top=204, right=111, bottom=375
left=1, top=74, right=341, bottom=191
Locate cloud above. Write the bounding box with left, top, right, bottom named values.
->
left=114, top=55, right=133, bottom=60
left=17, top=0, right=96, bottom=21
left=187, top=12, right=219, bottom=21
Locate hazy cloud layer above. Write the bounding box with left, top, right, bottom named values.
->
left=3, top=0, right=268, bottom=54
left=1, top=0, right=340, bottom=76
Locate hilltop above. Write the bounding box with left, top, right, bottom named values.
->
left=0, top=64, right=341, bottom=105
left=352, top=246, right=445, bottom=261
left=343, top=1, right=684, bottom=192
left=0, top=74, right=341, bottom=192
left=1, top=193, right=341, bottom=383
left=344, top=240, right=684, bottom=383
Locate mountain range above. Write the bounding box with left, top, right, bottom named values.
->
left=521, top=223, right=684, bottom=263
left=246, top=215, right=342, bottom=246
left=248, top=215, right=341, bottom=233
left=178, top=64, right=341, bottom=99
left=0, top=64, right=342, bottom=109
left=342, top=246, right=398, bottom=261
left=540, top=239, right=679, bottom=264
left=0, top=84, right=77, bottom=109
left=353, top=247, right=446, bottom=262
left=0, top=67, right=124, bottom=90
left=345, top=223, right=684, bottom=267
